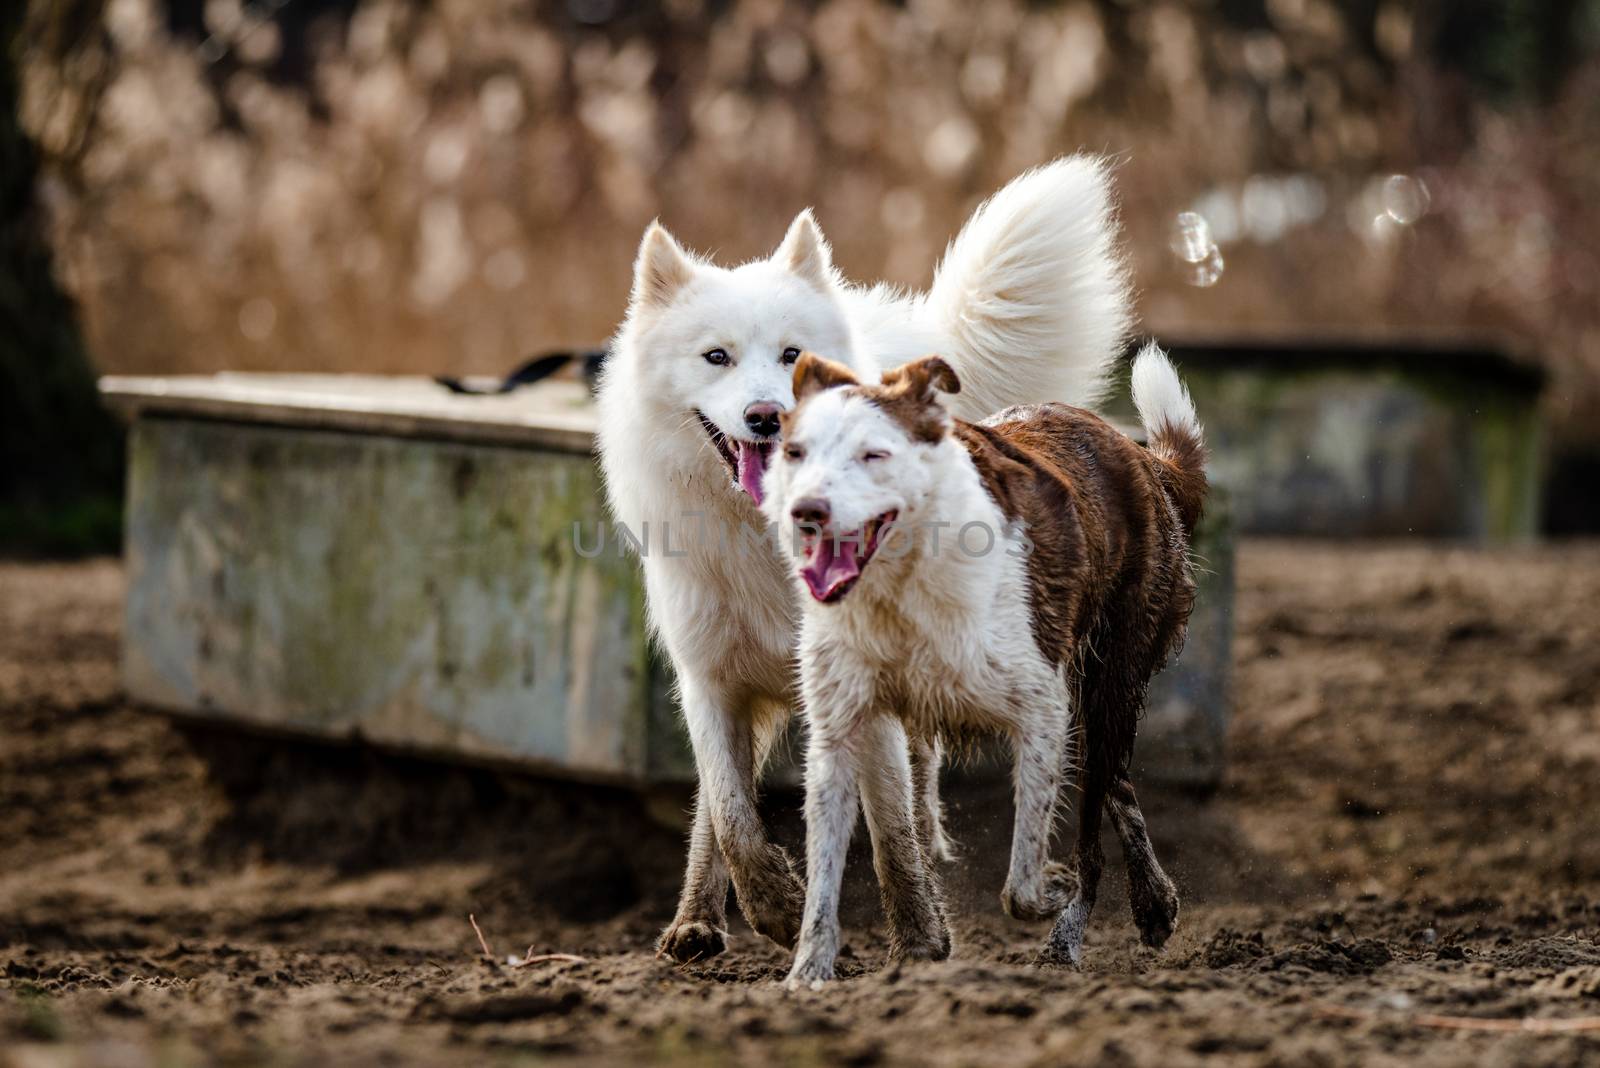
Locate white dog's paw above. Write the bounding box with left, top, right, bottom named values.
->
left=657, top=919, right=728, bottom=963
left=736, top=845, right=806, bottom=950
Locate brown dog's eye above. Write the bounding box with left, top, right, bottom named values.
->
left=784, top=443, right=806, bottom=461
left=862, top=450, right=890, bottom=463
left=780, top=347, right=801, bottom=365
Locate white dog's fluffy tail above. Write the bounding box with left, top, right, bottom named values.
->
left=929, top=156, right=1133, bottom=421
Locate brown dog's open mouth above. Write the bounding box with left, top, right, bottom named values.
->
left=695, top=410, right=774, bottom=505
left=799, top=511, right=898, bottom=604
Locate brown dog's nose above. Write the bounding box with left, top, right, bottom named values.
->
left=790, top=498, right=830, bottom=527
left=744, top=402, right=783, bottom=438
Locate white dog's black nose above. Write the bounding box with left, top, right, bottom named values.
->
left=744, top=402, right=782, bottom=438
left=790, top=498, right=830, bottom=527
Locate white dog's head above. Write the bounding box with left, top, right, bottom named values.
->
left=763, top=354, right=961, bottom=604
left=619, top=211, right=855, bottom=506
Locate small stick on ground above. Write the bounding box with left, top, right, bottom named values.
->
left=468, top=916, right=584, bottom=968
left=1317, top=1004, right=1600, bottom=1033
left=511, top=949, right=588, bottom=969
left=468, top=913, right=494, bottom=963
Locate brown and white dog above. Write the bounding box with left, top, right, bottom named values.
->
left=762, top=345, right=1206, bottom=988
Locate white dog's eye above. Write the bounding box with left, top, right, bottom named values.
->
left=784, top=443, right=806, bottom=462
left=780, top=346, right=801, bottom=365
left=703, top=348, right=731, bottom=366
left=862, top=450, right=890, bottom=463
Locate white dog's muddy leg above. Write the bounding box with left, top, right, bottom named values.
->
left=682, top=681, right=804, bottom=951
left=909, top=737, right=956, bottom=863
left=658, top=788, right=732, bottom=962
left=862, top=720, right=951, bottom=964
left=661, top=701, right=795, bottom=962
left=999, top=697, right=1075, bottom=923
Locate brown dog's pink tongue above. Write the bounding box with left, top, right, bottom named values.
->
left=735, top=443, right=767, bottom=505
left=801, top=534, right=864, bottom=602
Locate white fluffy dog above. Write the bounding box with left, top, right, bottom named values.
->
left=595, top=157, right=1134, bottom=962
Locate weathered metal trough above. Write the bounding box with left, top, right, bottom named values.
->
left=99, top=373, right=1235, bottom=791
left=1151, top=336, right=1545, bottom=541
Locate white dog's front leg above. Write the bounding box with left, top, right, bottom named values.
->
left=682, top=678, right=804, bottom=950
left=657, top=785, right=731, bottom=963
left=786, top=720, right=862, bottom=991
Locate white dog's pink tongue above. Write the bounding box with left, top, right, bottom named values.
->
left=735, top=443, right=768, bottom=505
left=801, top=535, right=863, bottom=602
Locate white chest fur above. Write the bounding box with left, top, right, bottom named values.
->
left=800, top=505, right=1065, bottom=738
left=598, top=408, right=798, bottom=701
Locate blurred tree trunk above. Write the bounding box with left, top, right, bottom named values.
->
left=1, top=2, right=122, bottom=555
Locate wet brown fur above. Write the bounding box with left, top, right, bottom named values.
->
left=961, top=399, right=1204, bottom=952
left=963, top=402, right=1205, bottom=724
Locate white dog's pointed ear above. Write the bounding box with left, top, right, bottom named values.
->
left=774, top=209, right=833, bottom=288
left=631, top=221, right=695, bottom=309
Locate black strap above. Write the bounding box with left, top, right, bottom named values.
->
left=435, top=348, right=608, bottom=395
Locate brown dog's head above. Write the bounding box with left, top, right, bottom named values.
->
left=763, top=354, right=962, bottom=603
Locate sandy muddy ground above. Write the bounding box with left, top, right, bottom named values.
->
left=3, top=542, right=1600, bottom=1067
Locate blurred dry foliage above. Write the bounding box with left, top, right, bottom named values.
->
left=17, top=0, right=1600, bottom=441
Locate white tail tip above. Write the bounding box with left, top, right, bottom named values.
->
left=1130, top=343, right=1199, bottom=438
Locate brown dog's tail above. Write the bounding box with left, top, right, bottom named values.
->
left=1131, top=343, right=1207, bottom=536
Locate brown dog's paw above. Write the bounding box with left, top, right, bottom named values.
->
left=1001, top=862, right=1076, bottom=923
left=893, top=923, right=953, bottom=964
left=1131, top=875, right=1180, bottom=950
left=1039, top=894, right=1090, bottom=968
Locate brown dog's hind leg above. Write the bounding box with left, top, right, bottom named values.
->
left=1042, top=764, right=1106, bottom=967
left=1107, top=772, right=1180, bottom=949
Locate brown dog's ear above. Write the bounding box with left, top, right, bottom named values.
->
left=870, top=356, right=959, bottom=444
left=881, top=356, right=961, bottom=402
left=792, top=352, right=860, bottom=402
